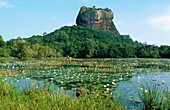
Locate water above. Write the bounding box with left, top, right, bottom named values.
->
left=2, top=76, right=75, bottom=98
left=115, top=72, right=170, bottom=109
left=2, top=71, right=170, bottom=109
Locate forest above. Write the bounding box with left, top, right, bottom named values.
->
left=0, top=25, right=170, bottom=59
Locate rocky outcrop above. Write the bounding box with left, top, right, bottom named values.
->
left=76, top=6, right=120, bottom=35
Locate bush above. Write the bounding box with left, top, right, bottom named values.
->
left=138, top=82, right=170, bottom=109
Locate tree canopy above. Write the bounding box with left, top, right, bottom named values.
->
left=3, top=25, right=170, bottom=59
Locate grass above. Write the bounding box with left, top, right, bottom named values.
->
left=0, top=71, right=18, bottom=77
left=138, top=82, right=170, bottom=109
left=0, top=78, right=126, bottom=110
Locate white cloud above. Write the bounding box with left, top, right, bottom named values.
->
left=149, top=15, right=170, bottom=32
left=0, top=1, right=13, bottom=8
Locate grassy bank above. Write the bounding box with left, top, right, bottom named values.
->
left=0, top=78, right=125, bottom=110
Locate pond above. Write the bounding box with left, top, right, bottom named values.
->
left=1, top=59, right=170, bottom=109
left=2, top=76, right=76, bottom=98
left=115, top=71, right=170, bottom=109
left=3, top=71, right=170, bottom=109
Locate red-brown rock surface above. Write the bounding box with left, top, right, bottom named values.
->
left=76, top=6, right=120, bottom=35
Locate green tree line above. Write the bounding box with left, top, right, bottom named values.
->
left=1, top=25, right=170, bottom=59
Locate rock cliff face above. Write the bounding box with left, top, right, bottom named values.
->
left=76, top=6, right=120, bottom=35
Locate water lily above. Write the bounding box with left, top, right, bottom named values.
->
left=112, top=81, right=116, bottom=85
left=162, top=80, right=165, bottom=83
left=138, top=76, right=140, bottom=80
left=119, top=75, right=123, bottom=80
left=132, top=72, right=137, bottom=75
left=26, top=78, right=30, bottom=80
left=144, top=90, right=148, bottom=93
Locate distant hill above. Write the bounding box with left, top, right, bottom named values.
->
left=6, top=25, right=169, bottom=58
left=3, top=6, right=170, bottom=59
left=23, top=25, right=135, bottom=58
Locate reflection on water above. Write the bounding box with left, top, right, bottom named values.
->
left=115, top=72, right=170, bottom=109
left=2, top=76, right=75, bottom=98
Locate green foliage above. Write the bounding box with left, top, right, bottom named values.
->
left=92, top=6, right=96, bottom=9
left=0, top=48, right=11, bottom=57
left=5, top=25, right=170, bottom=58
left=104, top=8, right=111, bottom=12
left=138, top=83, right=170, bottom=109
left=0, top=35, right=6, bottom=48
left=9, top=38, right=55, bottom=59
left=159, top=45, right=170, bottom=58
left=0, top=79, right=125, bottom=110
left=11, top=39, right=28, bottom=59
left=24, top=25, right=140, bottom=58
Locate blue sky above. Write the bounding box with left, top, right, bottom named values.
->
left=0, top=0, right=170, bottom=46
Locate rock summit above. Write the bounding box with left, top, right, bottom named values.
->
left=76, top=6, right=119, bottom=35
